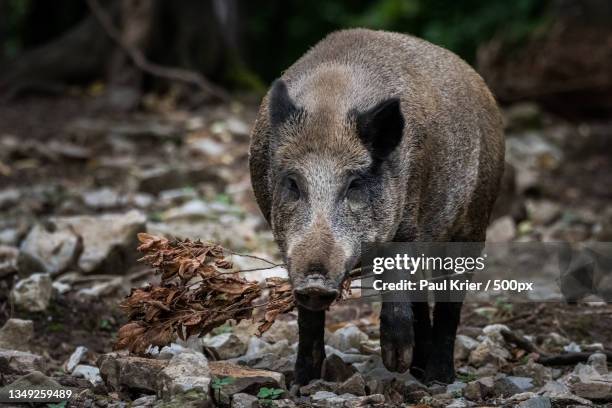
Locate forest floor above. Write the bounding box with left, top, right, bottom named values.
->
left=0, top=94, right=611, bottom=407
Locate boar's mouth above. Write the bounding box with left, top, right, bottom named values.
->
left=292, top=274, right=340, bottom=311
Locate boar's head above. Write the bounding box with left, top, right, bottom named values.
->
left=264, top=79, right=406, bottom=311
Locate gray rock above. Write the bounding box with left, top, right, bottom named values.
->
left=447, top=381, right=467, bottom=397
left=10, top=273, right=52, bottom=312
left=209, top=361, right=285, bottom=404
left=322, top=353, right=357, bottom=382
left=0, top=188, right=20, bottom=210
left=513, top=360, right=553, bottom=386
left=587, top=352, right=608, bottom=375
left=0, top=245, right=19, bottom=277
left=203, top=333, right=247, bottom=360
left=311, top=390, right=338, bottom=401
left=0, top=371, right=67, bottom=402
left=517, top=396, right=552, bottom=408
left=231, top=392, right=258, bottom=408
left=0, top=228, right=19, bottom=246
left=336, top=373, right=367, bottom=396
left=18, top=223, right=82, bottom=276
left=468, top=338, right=511, bottom=368
left=446, top=397, right=472, bottom=408
left=64, top=346, right=88, bottom=373
left=526, top=200, right=561, bottom=226
left=327, top=324, right=368, bottom=352
left=464, top=377, right=495, bottom=401
left=506, top=376, right=535, bottom=392
left=486, top=216, right=516, bottom=242
left=52, top=210, right=146, bottom=274
left=157, top=352, right=210, bottom=400
left=137, top=166, right=186, bottom=194
left=300, top=379, right=336, bottom=396
left=98, top=353, right=169, bottom=392
left=0, top=319, right=33, bottom=351
left=455, top=335, right=479, bottom=361
left=0, top=348, right=46, bottom=373
left=82, top=188, right=121, bottom=210
left=539, top=380, right=593, bottom=406
left=131, top=395, right=157, bottom=407
left=72, top=364, right=103, bottom=385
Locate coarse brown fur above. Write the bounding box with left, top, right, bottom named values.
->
left=249, top=28, right=504, bottom=385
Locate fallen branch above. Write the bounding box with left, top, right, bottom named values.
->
left=115, top=233, right=356, bottom=355
left=86, top=0, right=230, bottom=102
left=537, top=351, right=612, bottom=366
left=501, top=328, right=612, bottom=366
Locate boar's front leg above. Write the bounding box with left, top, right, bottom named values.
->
left=380, top=302, right=414, bottom=373
left=295, top=306, right=326, bottom=385
left=424, top=301, right=462, bottom=384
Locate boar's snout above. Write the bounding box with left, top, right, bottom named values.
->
left=293, top=273, right=339, bottom=311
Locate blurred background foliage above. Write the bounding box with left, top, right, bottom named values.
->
left=2, top=0, right=549, bottom=83
left=242, top=0, right=550, bottom=81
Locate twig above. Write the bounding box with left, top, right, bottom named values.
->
left=537, top=351, right=612, bottom=366
left=86, top=0, right=230, bottom=102
left=501, top=329, right=541, bottom=354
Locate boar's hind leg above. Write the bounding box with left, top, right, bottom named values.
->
left=295, top=306, right=326, bottom=385
left=409, top=301, right=432, bottom=380
left=380, top=302, right=414, bottom=373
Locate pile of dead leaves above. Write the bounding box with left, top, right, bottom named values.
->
left=115, top=233, right=294, bottom=355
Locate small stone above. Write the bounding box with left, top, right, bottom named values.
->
left=73, top=364, right=103, bottom=385
left=158, top=353, right=210, bottom=400
left=311, top=390, right=338, bottom=401
left=0, top=188, right=20, bottom=210
left=137, top=166, right=186, bottom=194
left=446, top=397, right=471, bottom=408
left=18, top=223, right=82, bottom=276
left=469, top=338, right=511, bottom=368
left=203, top=333, right=247, bottom=360
left=82, top=188, right=121, bottom=210
left=261, top=320, right=298, bottom=345
left=526, top=200, right=560, bottom=225
left=517, top=396, right=551, bottom=408
left=455, top=334, right=479, bottom=361
left=513, top=360, right=552, bottom=386
left=336, top=373, right=367, bottom=396
left=98, top=353, right=169, bottom=392
left=322, top=353, right=357, bottom=382
left=209, top=361, right=285, bottom=405
left=540, top=380, right=593, bottom=406
left=587, top=352, right=608, bottom=375
left=493, top=376, right=533, bottom=396
left=327, top=324, right=368, bottom=352
left=64, top=346, right=89, bottom=373
left=131, top=395, right=157, bottom=407
left=0, top=371, right=66, bottom=402
left=300, top=379, right=336, bottom=396
left=486, top=216, right=516, bottom=242
left=10, top=273, right=52, bottom=312
left=0, top=319, right=33, bottom=351
left=0, top=348, right=46, bottom=373
left=52, top=210, right=146, bottom=274
left=0, top=245, right=19, bottom=277
left=447, top=381, right=467, bottom=397
left=464, top=377, right=494, bottom=401
left=231, top=392, right=258, bottom=408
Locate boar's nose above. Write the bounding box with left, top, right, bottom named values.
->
left=293, top=274, right=339, bottom=311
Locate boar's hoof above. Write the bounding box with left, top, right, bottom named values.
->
left=381, top=341, right=413, bottom=373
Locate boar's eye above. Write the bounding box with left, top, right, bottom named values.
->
left=345, top=178, right=368, bottom=207
left=282, top=175, right=301, bottom=201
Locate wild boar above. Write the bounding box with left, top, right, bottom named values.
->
left=249, top=28, right=504, bottom=385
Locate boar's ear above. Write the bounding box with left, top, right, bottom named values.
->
left=269, top=79, right=298, bottom=127
left=356, top=98, right=404, bottom=160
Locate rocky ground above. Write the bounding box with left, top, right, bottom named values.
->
left=0, top=95, right=611, bottom=407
